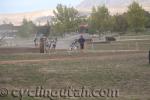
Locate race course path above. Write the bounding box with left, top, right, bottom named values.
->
left=0, top=52, right=147, bottom=65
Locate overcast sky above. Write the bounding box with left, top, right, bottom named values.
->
left=0, top=0, right=83, bottom=13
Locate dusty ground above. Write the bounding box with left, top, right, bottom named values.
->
left=0, top=47, right=39, bottom=54
left=0, top=50, right=147, bottom=64
left=0, top=50, right=150, bottom=100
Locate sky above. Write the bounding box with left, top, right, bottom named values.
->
left=0, top=0, right=83, bottom=14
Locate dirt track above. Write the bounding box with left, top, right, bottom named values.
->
left=0, top=51, right=147, bottom=64
left=0, top=47, right=39, bottom=54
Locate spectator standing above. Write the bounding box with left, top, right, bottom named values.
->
left=78, top=35, right=85, bottom=50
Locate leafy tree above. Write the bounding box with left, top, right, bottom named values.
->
left=88, top=7, right=97, bottom=34
left=43, top=21, right=51, bottom=37
left=52, top=4, right=81, bottom=35
left=144, top=11, right=150, bottom=28
left=112, top=14, right=128, bottom=34
left=127, top=2, right=147, bottom=33
left=89, top=6, right=112, bottom=35
left=51, top=22, right=65, bottom=36
left=17, top=18, right=36, bottom=38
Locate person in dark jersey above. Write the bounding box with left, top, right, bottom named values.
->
left=78, top=35, right=85, bottom=50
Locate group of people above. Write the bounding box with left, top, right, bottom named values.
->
left=70, top=35, right=85, bottom=51
left=34, top=35, right=86, bottom=53
left=34, top=37, right=57, bottom=53
left=44, top=38, right=57, bottom=53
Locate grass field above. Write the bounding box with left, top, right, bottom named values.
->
left=87, top=40, right=150, bottom=51
left=0, top=50, right=150, bottom=100
left=0, top=35, right=150, bottom=100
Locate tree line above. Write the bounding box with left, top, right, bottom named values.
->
left=18, top=1, right=150, bottom=38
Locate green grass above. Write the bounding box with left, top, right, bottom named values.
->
left=87, top=40, right=150, bottom=51
left=120, top=30, right=150, bottom=36
left=0, top=52, right=150, bottom=100
left=0, top=52, right=82, bottom=61
left=0, top=35, right=150, bottom=100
